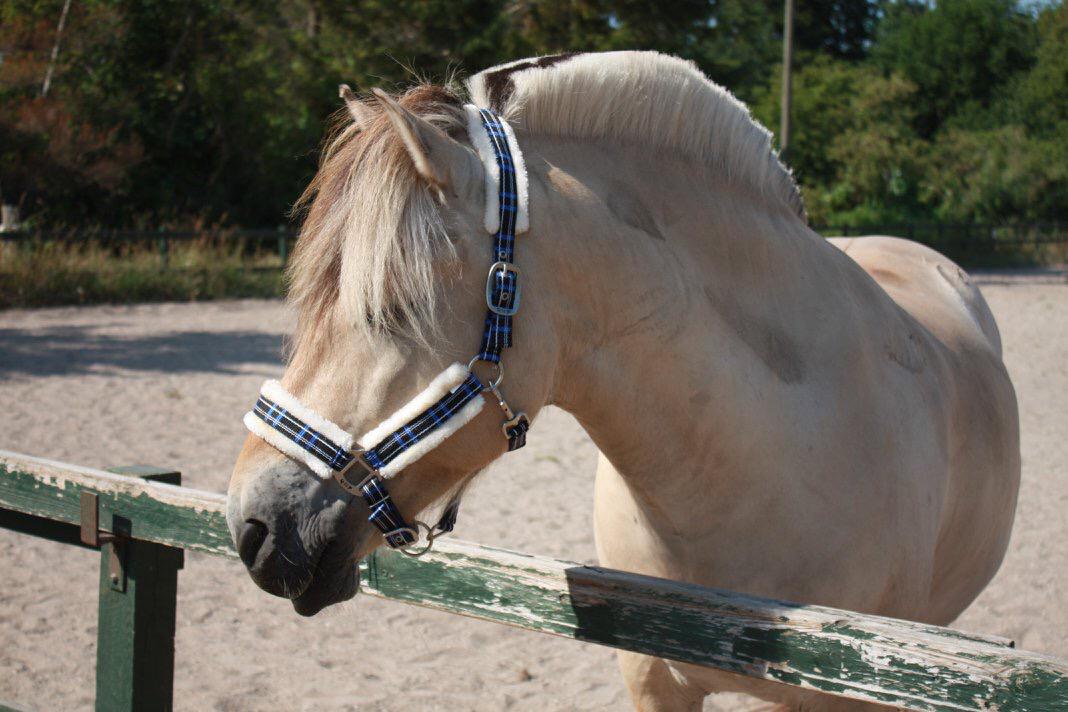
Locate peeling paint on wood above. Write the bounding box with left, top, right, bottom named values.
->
left=2, top=450, right=1066, bottom=711
left=0, top=451, right=234, bottom=557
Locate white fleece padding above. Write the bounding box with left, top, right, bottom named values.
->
left=464, top=104, right=529, bottom=236
left=244, top=411, right=334, bottom=479
left=244, top=380, right=356, bottom=479
left=245, top=364, right=486, bottom=480
left=260, top=380, right=356, bottom=450
left=357, top=362, right=485, bottom=478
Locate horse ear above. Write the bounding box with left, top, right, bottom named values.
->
left=371, top=88, right=477, bottom=195
left=339, top=84, right=374, bottom=128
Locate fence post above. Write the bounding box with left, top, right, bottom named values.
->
left=157, top=231, right=169, bottom=270
left=0, top=206, right=19, bottom=269
left=95, top=466, right=183, bottom=712
left=0, top=205, right=18, bottom=232
left=276, top=226, right=288, bottom=267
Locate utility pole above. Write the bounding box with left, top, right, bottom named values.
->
left=780, top=0, right=795, bottom=159
left=41, top=0, right=73, bottom=97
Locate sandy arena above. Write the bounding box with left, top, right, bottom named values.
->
left=0, top=271, right=1065, bottom=711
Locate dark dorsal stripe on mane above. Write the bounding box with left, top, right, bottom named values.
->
left=482, top=52, right=581, bottom=111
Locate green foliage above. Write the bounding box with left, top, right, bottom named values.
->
left=754, top=58, right=926, bottom=224
left=924, top=125, right=1068, bottom=221
left=1012, top=2, right=1068, bottom=134
left=873, top=0, right=1038, bottom=136
left=0, top=0, right=1065, bottom=231
left=790, top=0, right=878, bottom=60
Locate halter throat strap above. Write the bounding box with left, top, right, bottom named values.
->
left=244, top=106, right=529, bottom=554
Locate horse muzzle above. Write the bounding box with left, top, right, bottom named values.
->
left=227, top=457, right=361, bottom=615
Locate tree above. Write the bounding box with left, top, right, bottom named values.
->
left=753, top=56, right=925, bottom=224
left=1011, top=1, right=1068, bottom=136
left=792, top=0, right=879, bottom=60
left=873, top=0, right=1037, bottom=136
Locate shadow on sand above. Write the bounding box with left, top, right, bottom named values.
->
left=0, top=325, right=283, bottom=378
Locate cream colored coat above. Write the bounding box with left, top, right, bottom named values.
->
left=228, top=63, right=1020, bottom=711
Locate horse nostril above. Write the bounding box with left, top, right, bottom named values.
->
left=237, top=519, right=269, bottom=568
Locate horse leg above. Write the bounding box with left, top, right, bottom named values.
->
left=617, top=651, right=706, bottom=712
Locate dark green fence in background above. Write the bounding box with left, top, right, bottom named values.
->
left=1, top=222, right=1065, bottom=270
left=820, top=222, right=1068, bottom=265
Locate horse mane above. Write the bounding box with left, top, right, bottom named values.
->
left=467, top=51, right=806, bottom=221
left=287, top=84, right=467, bottom=361
left=288, top=52, right=804, bottom=362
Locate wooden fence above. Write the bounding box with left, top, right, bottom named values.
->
left=1, top=449, right=1066, bottom=712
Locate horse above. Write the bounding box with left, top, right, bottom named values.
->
left=226, top=52, right=1020, bottom=711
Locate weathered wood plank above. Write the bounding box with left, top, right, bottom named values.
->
left=363, top=544, right=1068, bottom=710
left=0, top=451, right=232, bottom=556
left=2, top=450, right=1067, bottom=711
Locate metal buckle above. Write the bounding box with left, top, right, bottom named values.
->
left=503, top=412, right=530, bottom=439
left=485, top=379, right=529, bottom=440
left=333, top=450, right=377, bottom=495
left=485, top=261, right=521, bottom=317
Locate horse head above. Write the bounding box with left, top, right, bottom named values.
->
left=226, top=85, right=556, bottom=615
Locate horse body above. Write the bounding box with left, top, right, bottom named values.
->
left=227, top=52, right=1020, bottom=710
left=524, top=137, right=1019, bottom=707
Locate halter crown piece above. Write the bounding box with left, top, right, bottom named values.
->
left=244, top=106, right=530, bottom=556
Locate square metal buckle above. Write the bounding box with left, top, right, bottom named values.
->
left=333, top=450, right=377, bottom=495
left=486, top=261, right=521, bottom=317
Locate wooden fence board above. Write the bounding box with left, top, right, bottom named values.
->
left=1, top=449, right=1066, bottom=711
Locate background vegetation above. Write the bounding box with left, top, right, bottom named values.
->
left=0, top=234, right=282, bottom=307
left=1, top=0, right=1066, bottom=237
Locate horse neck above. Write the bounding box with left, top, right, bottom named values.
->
left=533, top=139, right=857, bottom=492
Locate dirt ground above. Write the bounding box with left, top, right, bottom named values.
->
left=0, top=270, right=1064, bottom=711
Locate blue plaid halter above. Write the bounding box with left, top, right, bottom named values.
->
left=248, top=107, right=530, bottom=555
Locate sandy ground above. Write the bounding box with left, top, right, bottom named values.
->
left=0, top=271, right=1064, bottom=711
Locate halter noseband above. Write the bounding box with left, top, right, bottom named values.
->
left=244, top=106, right=530, bottom=556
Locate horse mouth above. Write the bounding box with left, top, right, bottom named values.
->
left=291, top=536, right=361, bottom=616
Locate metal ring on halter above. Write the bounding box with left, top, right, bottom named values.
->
left=467, top=355, right=504, bottom=389
left=394, top=520, right=437, bottom=557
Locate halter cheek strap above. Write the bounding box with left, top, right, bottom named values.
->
left=243, top=105, right=530, bottom=554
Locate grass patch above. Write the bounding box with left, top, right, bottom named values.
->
left=0, top=229, right=1062, bottom=310
left=0, top=236, right=284, bottom=308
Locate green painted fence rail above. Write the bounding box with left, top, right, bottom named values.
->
left=1, top=449, right=1067, bottom=711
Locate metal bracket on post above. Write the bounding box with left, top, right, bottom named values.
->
left=80, top=491, right=126, bottom=592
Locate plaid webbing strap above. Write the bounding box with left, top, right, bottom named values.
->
left=253, top=395, right=355, bottom=472
left=361, top=373, right=484, bottom=470
left=474, top=108, right=529, bottom=451
left=476, top=108, right=518, bottom=364
left=252, top=371, right=484, bottom=548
